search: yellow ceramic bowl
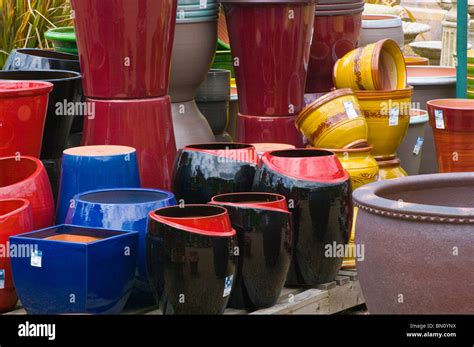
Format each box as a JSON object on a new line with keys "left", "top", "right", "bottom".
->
{"left": 376, "top": 156, "right": 408, "bottom": 180}
{"left": 404, "top": 56, "right": 429, "bottom": 66}
{"left": 334, "top": 39, "right": 407, "bottom": 91}
{"left": 296, "top": 89, "right": 368, "bottom": 148}
{"left": 355, "top": 86, "right": 413, "bottom": 159}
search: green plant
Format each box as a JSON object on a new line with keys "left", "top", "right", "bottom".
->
{"left": 0, "top": 0, "right": 72, "bottom": 67}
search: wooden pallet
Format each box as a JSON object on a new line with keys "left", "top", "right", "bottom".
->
{"left": 5, "top": 269, "right": 364, "bottom": 315}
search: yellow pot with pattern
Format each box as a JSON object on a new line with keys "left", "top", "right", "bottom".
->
{"left": 296, "top": 89, "right": 368, "bottom": 149}
{"left": 376, "top": 156, "right": 408, "bottom": 181}
{"left": 333, "top": 39, "right": 406, "bottom": 91}
{"left": 355, "top": 86, "right": 413, "bottom": 159}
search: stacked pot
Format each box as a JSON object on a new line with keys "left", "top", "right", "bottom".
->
{"left": 221, "top": 0, "right": 316, "bottom": 147}
{"left": 169, "top": 0, "right": 220, "bottom": 149}
{"left": 72, "top": 0, "right": 178, "bottom": 189}
{"left": 306, "top": 0, "right": 364, "bottom": 94}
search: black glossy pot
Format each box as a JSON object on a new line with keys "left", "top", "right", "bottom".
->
{"left": 3, "top": 49, "right": 81, "bottom": 72}
{"left": 42, "top": 158, "right": 62, "bottom": 206}
{"left": 172, "top": 143, "right": 258, "bottom": 204}
{"left": 210, "top": 193, "right": 292, "bottom": 310}
{"left": 196, "top": 101, "right": 229, "bottom": 135}
{"left": 147, "top": 205, "right": 237, "bottom": 315}
{"left": 0, "top": 70, "right": 82, "bottom": 159}
{"left": 252, "top": 149, "right": 353, "bottom": 286}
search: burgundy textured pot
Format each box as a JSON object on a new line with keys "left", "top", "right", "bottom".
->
{"left": 82, "top": 96, "right": 177, "bottom": 189}
{"left": 427, "top": 99, "right": 474, "bottom": 173}
{"left": 236, "top": 113, "right": 304, "bottom": 147}
{"left": 71, "top": 0, "right": 177, "bottom": 98}
{"left": 0, "top": 81, "right": 53, "bottom": 158}
{"left": 221, "top": 0, "right": 316, "bottom": 116}
{"left": 0, "top": 156, "right": 54, "bottom": 230}
{"left": 306, "top": 7, "right": 363, "bottom": 93}
{"left": 353, "top": 173, "right": 474, "bottom": 314}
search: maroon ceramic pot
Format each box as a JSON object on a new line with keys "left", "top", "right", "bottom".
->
{"left": 71, "top": 0, "right": 177, "bottom": 98}
{"left": 353, "top": 173, "right": 474, "bottom": 314}
{"left": 82, "top": 97, "right": 177, "bottom": 190}
{"left": 236, "top": 113, "right": 304, "bottom": 147}
{"left": 221, "top": 0, "right": 316, "bottom": 116}
{"left": 0, "top": 156, "right": 54, "bottom": 230}
{"left": 306, "top": 7, "right": 363, "bottom": 93}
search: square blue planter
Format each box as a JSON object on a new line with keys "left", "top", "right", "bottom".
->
{"left": 10, "top": 225, "right": 138, "bottom": 314}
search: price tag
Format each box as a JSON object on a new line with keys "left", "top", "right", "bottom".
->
{"left": 389, "top": 107, "right": 399, "bottom": 126}
{"left": 344, "top": 101, "right": 358, "bottom": 119}
{"left": 0, "top": 269, "right": 4, "bottom": 289}
{"left": 31, "top": 250, "right": 42, "bottom": 268}
{"left": 223, "top": 275, "right": 233, "bottom": 297}
{"left": 200, "top": 0, "right": 207, "bottom": 8}
{"left": 413, "top": 137, "right": 424, "bottom": 155}
{"left": 435, "top": 109, "right": 445, "bottom": 129}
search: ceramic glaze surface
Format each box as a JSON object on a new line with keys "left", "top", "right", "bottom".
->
{"left": 3, "top": 49, "right": 80, "bottom": 73}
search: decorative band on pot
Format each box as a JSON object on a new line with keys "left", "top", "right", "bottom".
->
{"left": 210, "top": 193, "right": 292, "bottom": 309}
{"left": 147, "top": 205, "right": 237, "bottom": 314}
{"left": 296, "top": 88, "right": 368, "bottom": 149}
{"left": 172, "top": 143, "right": 258, "bottom": 204}
{"left": 333, "top": 39, "right": 407, "bottom": 91}
{"left": 253, "top": 149, "right": 353, "bottom": 286}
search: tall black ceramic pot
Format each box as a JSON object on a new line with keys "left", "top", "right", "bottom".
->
{"left": 172, "top": 143, "right": 258, "bottom": 204}
{"left": 253, "top": 149, "right": 353, "bottom": 286}
{"left": 147, "top": 205, "right": 237, "bottom": 315}
{"left": 210, "top": 192, "right": 293, "bottom": 310}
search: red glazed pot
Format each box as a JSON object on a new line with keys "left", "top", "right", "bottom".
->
{"left": 71, "top": 0, "right": 177, "bottom": 98}
{"left": 0, "top": 81, "right": 53, "bottom": 158}
{"left": 306, "top": 7, "right": 363, "bottom": 93}
{"left": 0, "top": 157, "right": 54, "bottom": 229}
{"left": 236, "top": 113, "right": 304, "bottom": 147}
{"left": 0, "top": 199, "right": 33, "bottom": 312}
{"left": 82, "top": 96, "right": 177, "bottom": 189}
{"left": 221, "top": 0, "right": 316, "bottom": 116}
{"left": 427, "top": 99, "right": 474, "bottom": 173}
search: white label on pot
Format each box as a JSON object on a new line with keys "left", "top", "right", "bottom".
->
{"left": 413, "top": 137, "right": 424, "bottom": 155}
{"left": 200, "top": 0, "right": 207, "bottom": 9}
{"left": 31, "top": 250, "right": 42, "bottom": 268}
{"left": 389, "top": 107, "right": 399, "bottom": 126}
{"left": 344, "top": 101, "right": 358, "bottom": 119}
{"left": 0, "top": 269, "right": 4, "bottom": 289}
{"left": 178, "top": 9, "right": 185, "bottom": 19}
{"left": 223, "top": 275, "right": 233, "bottom": 297}
{"left": 435, "top": 109, "right": 445, "bottom": 129}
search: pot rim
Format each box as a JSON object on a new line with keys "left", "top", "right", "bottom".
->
{"left": 219, "top": 0, "right": 317, "bottom": 4}
{"left": 0, "top": 199, "right": 30, "bottom": 223}
{"left": 150, "top": 204, "right": 237, "bottom": 237}
{"left": 0, "top": 80, "right": 53, "bottom": 98}
{"left": 361, "top": 14, "right": 402, "bottom": 29}
{"left": 371, "top": 39, "right": 406, "bottom": 91}
{"left": 353, "top": 172, "right": 474, "bottom": 223}
{"left": 0, "top": 69, "right": 82, "bottom": 82}
{"left": 73, "top": 188, "right": 175, "bottom": 207}
{"left": 354, "top": 85, "right": 413, "bottom": 100}
{"left": 315, "top": 6, "right": 363, "bottom": 15}
{"left": 183, "top": 142, "right": 258, "bottom": 163}
{"left": 407, "top": 66, "right": 456, "bottom": 86}
{"left": 44, "top": 26, "right": 76, "bottom": 42}
{"left": 86, "top": 96, "right": 171, "bottom": 104}
{"left": 209, "top": 192, "right": 290, "bottom": 213}
{"left": 63, "top": 145, "right": 137, "bottom": 158}
{"left": 318, "top": 145, "right": 373, "bottom": 154}
{"left": 12, "top": 48, "right": 79, "bottom": 62}
{"left": 0, "top": 156, "right": 43, "bottom": 190}
{"left": 426, "top": 98, "right": 474, "bottom": 110}
{"left": 409, "top": 109, "right": 429, "bottom": 124}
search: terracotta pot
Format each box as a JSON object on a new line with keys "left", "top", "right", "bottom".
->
{"left": 376, "top": 156, "right": 407, "bottom": 180}
{"left": 397, "top": 109, "right": 429, "bottom": 175}
{"left": 221, "top": 0, "right": 316, "bottom": 116}
{"left": 0, "top": 199, "right": 33, "bottom": 313}
{"left": 353, "top": 173, "right": 474, "bottom": 313}
{"left": 83, "top": 96, "right": 177, "bottom": 189}
{"left": 173, "top": 143, "right": 258, "bottom": 203}
{"left": 3, "top": 49, "right": 80, "bottom": 73}
{"left": 0, "top": 81, "right": 53, "bottom": 158}
{"left": 407, "top": 66, "right": 456, "bottom": 174}
{"left": 359, "top": 15, "right": 404, "bottom": 48}
{"left": 306, "top": 6, "right": 363, "bottom": 93}
{"left": 252, "top": 143, "right": 296, "bottom": 158}
{"left": 0, "top": 156, "right": 54, "bottom": 230}
{"left": 66, "top": 188, "right": 176, "bottom": 307}
{"left": 71, "top": 0, "right": 177, "bottom": 98}
{"left": 56, "top": 146, "right": 141, "bottom": 224}
{"left": 147, "top": 205, "right": 237, "bottom": 314}
{"left": 171, "top": 100, "right": 215, "bottom": 149}
{"left": 296, "top": 88, "right": 368, "bottom": 148}
{"left": 169, "top": 19, "right": 218, "bottom": 102}
{"left": 427, "top": 99, "right": 474, "bottom": 173}
{"left": 210, "top": 193, "right": 292, "bottom": 309}
{"left": 0, "top": 70, "right": 82, "bottom": 159}
{"left": 253, "top": 149, "right": 352, "bottom": 286}
{"left": 334, "top": 39, "right": 407, "bottom": 91}
{"left": 355, "top": 87, "right": 413, "bottom": 159}
{"left": 10, "top": 225, "right": 138, "bottom": 314}
{"left": 404, "top": 56, "right": 429, "bottom": 66}
{"left": 236, "top": 113, "right": 304, "bottom": 147}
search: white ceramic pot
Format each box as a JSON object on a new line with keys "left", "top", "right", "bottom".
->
{"left": 359, "top": 14, "right": 404, "bottom": 48}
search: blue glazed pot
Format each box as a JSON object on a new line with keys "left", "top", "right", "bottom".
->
{"left": 65, "top": 188, "right": 177, "bottom": 307}
{"left": 10, "top": 225, "right": 138, "bottom": 314}
{"left": 56, "top": 146, "right": 141, "bottom": 224}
